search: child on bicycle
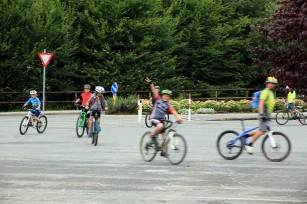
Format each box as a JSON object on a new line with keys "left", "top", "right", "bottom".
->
{"left": 85, "top": 86, "right": 108, "bottom": 137}
{"left": 145, "top": 78, "right": 184, "bottom": 157}
{"left": 285, "top": 86, "right": 300, "bottom": 120}
{"left": 22, "top": 90, "right": 41, "bottom": 126}
{"left": 75, "top": 84, "right": 92, "bottom": 122}
{"left": 245, "top": 77, "right": 278, "bottom": 154}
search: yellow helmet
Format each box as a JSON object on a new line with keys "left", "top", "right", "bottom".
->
{"left": 266, "top": 76, "right": 278, "bottom": 84}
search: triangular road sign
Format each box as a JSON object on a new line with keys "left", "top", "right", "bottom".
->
{"left": 38, "top": 52, "right": 54, "bottom": 68}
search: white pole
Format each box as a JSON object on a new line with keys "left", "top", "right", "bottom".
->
{"left": 42, "top": 49, "right": 46, "bottom": 115}
{"left": 138, "top": 95, "right": 142, "bottom": 123}
{"left": 188, "top": 93, "right": 191, "bottom": 121}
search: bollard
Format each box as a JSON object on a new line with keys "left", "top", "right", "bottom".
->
{"left": 188, "top": 93, "right": 191, "bottom": 121}
{"left": 138, "top": 95, "right": 142, "bottom": 123}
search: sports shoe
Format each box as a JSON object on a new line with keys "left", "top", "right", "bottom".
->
{"left": 245, "top": 145, "right": 253, "bottom": 155}
{"left": 160, "top": 151, "right": 167, "bottom": 157}
{"left": 88, "top": 132, "right": 92, "bottom": 137}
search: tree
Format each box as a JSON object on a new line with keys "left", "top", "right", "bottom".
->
{"left": 254, "top": 0, "right": 307, "bottom": 94}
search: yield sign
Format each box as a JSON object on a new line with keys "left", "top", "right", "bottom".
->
{"left": 38, "top": 52, "right": 54, "bottom": 68}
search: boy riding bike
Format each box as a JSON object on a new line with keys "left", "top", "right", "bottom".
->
{"left": 245, "top": 77, "right": 278, "bottom": 154}
{"left": 74, "top": 84, "right": 92, "bottom": 122}
{"left": 22, "top": 90, "right": 41, "bottom": 126}
{"left": 145, "top": 78, "right": 184, "bottom": 157}
{"left": 85, "top": 86, "right": 108, "bottom": 137}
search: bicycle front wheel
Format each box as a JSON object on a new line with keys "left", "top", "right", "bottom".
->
{"left": 298, "top": 113, "right": 307, "bottom": 125}
{"left": 166, "top": 133, "right": 187, "bottom": 165}
{"left": 93, "top": 133, "right": 98, "bottom": 146}
{"left": 140, "top": 132, "right": 157, "bottom": 162}
{"left": 145, "top": 111, "right": 153, "bottom": 128}
{"left": 76, "top": 116, "right": 85, "bottom": 138}
{"left": 19, "top": 116, "right": 30, "bottom": 135}
{"left": 275, "top": 111, "right": 289, "bottom": 125}
{"left": 37, "top": 115, "right": 47, "bottom": 133}
{"left": 262, "top": 132, "right": 291, "bottom": 162}
{"left": 217, "top": 130, "right": 243, "bottom": 160}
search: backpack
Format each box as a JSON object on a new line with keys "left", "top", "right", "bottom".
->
{"left": 252, "top": 90, "right": 270, "bottom": 110}
{"left": 252, "top": 91, "right": 262, "bottom": 110}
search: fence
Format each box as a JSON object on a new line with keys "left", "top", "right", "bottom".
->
{"left": 0, "top": 88, "right": 286, "bottom": 111}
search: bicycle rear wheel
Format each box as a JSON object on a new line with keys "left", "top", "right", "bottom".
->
{"left": 92, "top": 120, "right": 99, "bottom": 146}
{"left": 217, "top": 130, "right": 243, "bottom": 160}
{"left": 19, "top": 116, "right": 29, "bottom": 135}
{"left": 262, "top": 131, "right": 291, "bottom": 162}
{"left": 76, "top": 116, "right": 85, "bottom": 137}
{"left": 37, "top": 115, "right": 47, "bottom": 133}
{"left": 275, "top": 111, "right": 289, "bottom": 125}
{"left": 166, "top": 133, "right": 187, "bottom": 165}
{"left": 140, "top": 132, "right": 157, "bottom": 162}
{"left": 298, "top": 113, "right": 307, "bottom": 125}
{"left": 145, "top": 111, "right": 153, "bottom": 128}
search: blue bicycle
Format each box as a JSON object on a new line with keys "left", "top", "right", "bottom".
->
{"left": 217, "top": 119, "right": 291, "bottom": 162}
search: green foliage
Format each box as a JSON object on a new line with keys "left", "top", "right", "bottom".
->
{"left": 1, "top": 0, "right": 279, "bottom": 95}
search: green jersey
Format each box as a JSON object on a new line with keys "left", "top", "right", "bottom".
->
{"left": 260, "top": 88, "right": 275, "bottom": 114}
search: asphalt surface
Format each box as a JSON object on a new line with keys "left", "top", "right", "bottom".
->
{"left": 0, "top": 112, "right": 306, "bottom": 203}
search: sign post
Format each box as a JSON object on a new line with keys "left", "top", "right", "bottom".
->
{"left": 111, "top": 83, "right": 118, "bottom": 105}
{"left": 38, "top": 50, "right": 54, "bottom": 114}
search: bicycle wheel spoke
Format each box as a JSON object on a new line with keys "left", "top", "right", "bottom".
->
{"left": 275, "top": 111, "right": 289, "bottom": 125}
{"left": 262, "top": 132, "right": 291, "bottom": 162}
{"left": 217, "top": 130, "right": 243, "bottom": 160}
{"left": 37, "top": 115, "right": 47, "bottom": 133}
{"left": 140, "top": 132, "right": 157, "bottom": 162}
{"left": 166, "top": 134, "right": 187, "bottom": 165}
{"left": 19, "top": 116, "right": 29, "bottom": 135}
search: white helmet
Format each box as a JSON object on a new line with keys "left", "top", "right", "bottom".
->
{"left": 30, "top": 90, "right": 37, "bottom": 94}
{"left": 95, "top": 86, "right": 106, "bottom": 93}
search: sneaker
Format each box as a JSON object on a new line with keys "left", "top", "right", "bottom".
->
{"left": 160, "top": 151, "right": 167, "bottom": 157}
{"left": 245, "top": 145, "right": 253, "bottom": 155}
{"left": 88, "top": 132, "right": 92, "bottom": 137}
{"left": 299, "top": 113, "right": 304, "bottom": 119}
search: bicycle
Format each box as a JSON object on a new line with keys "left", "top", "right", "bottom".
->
{"left": 19, "top": 108, "right": 48, "bottom": 135}
{"left": 91, "top": 110, "right": 103, "bottom": 146}
{"left": 217, "top": 118, "right": 291, "bottom": 162}
{"left": 140, "top": 120, "right": 187, "bottom": 165}
{"left": 275, "top": 103, "right": 306, "bottom": 125}
{"left": 145, "top": 106, "right": 169, "bottom": 128}
{"left": 75, "top": 104, "right": 89, "bottom": 138}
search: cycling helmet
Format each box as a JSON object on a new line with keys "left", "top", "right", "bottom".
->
{"left": 161, "top": 89, "right": 172, "bottom": 97}
{"left": 155, "top": 85, "right": 160, "bottom": 89}
{"left": 265, "top": 76, "right": 278, "bottom": 84}
{"left": 84, "top": 84, "right": 91, "bottom": 89}
{"left": 95, "top": 86, "right": 106, "bottom": 93}
{"left": 30, "top": 90, "right": 37, "bottom": 95}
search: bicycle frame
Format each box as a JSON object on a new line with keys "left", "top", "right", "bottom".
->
{"left": 228, "top": 120, "right": 277, "bottom": 148}
{"left": 78, "top": 111, "right": 87, "bottom": 127}
{"left": 24, "top": 110, "right": 36, "bottom": 127}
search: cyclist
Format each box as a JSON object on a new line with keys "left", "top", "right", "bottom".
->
{"left": 285, "top": 86, "right": 299, "bottom": 120}
{"left": 245, "top": 77, "right": 278, "bottom": 154}
{"left": 74, "top": 84, "right": 92, "bottom": 123}
{"left": 85, "top": 86, "right": 108, "bottom": 137}
{"left": 145, "top": 78, "right": 184, "bottom": 157}
{"left": 22, "top": 90, "right": 41, "bottom": 126}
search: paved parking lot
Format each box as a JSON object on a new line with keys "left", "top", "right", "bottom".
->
{"left": 0, "top": 114, "right": 306, "bottom": 203}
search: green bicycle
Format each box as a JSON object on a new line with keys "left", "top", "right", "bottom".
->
{"left": 75, "top": 104, "right": 89, "bottom": 138}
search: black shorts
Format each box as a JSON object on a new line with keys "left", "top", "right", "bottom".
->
{"left": 80, "top": 107, "right": 90, "bottom": 118}
{"left": 90, "top": 110, "right": 101, "bottom": 118}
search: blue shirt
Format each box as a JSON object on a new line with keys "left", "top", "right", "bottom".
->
{"left": 150, "top": 96, "right": 174, "bottom": 120}
{"left": 27, "top": 97, "right": 41, "bottom": 109}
